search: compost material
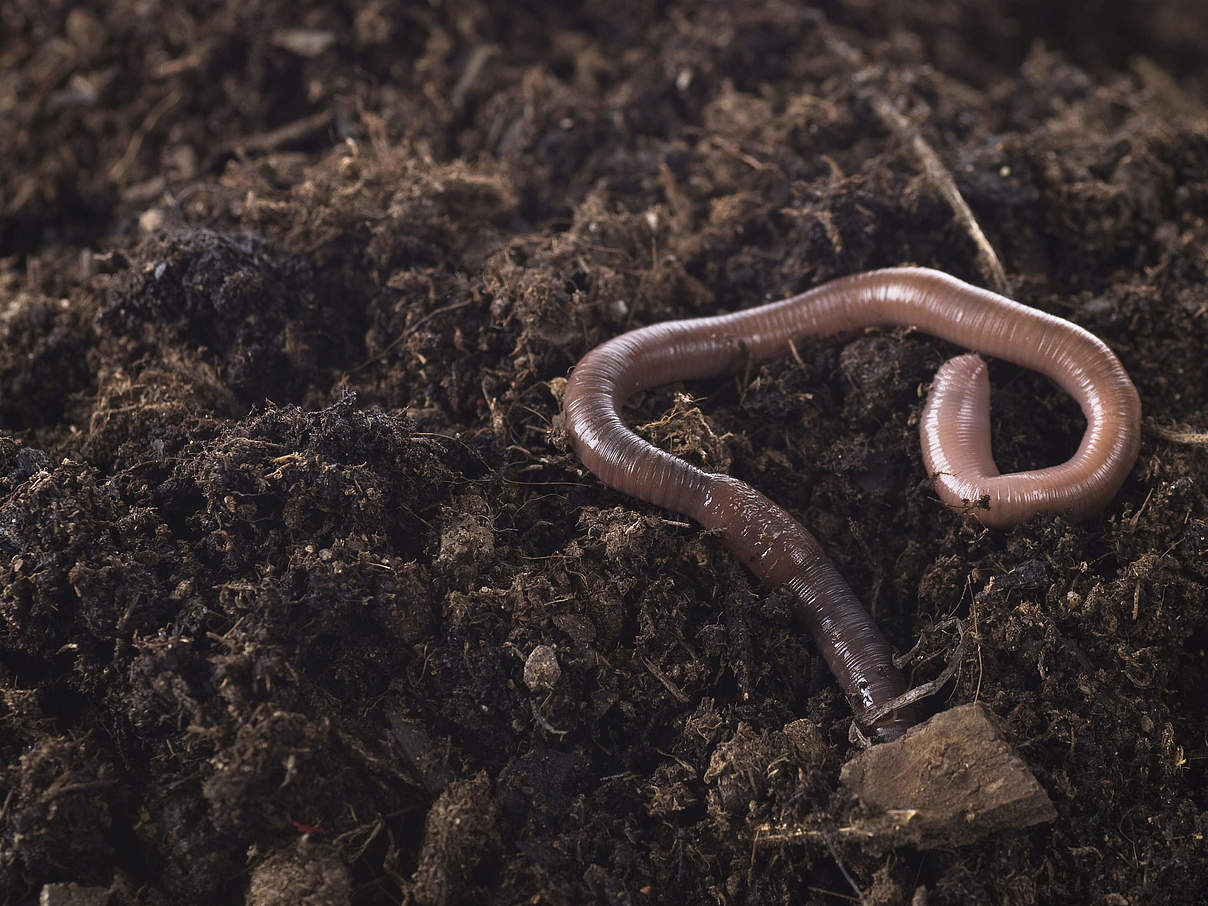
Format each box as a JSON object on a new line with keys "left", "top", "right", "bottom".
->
{"left": 1, "top": 2, "right": 1206, "bottom": 904}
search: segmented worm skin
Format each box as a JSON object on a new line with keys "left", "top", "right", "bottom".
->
{"left": 563, "top": 267, "right": 1141, "bottom": 741}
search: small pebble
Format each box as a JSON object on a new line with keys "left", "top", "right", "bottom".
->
{"left": 523, "top": 645, "right": 561, "bottom": 691}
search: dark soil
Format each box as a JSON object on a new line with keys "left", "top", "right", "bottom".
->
{"left": 2, "top": 2, "right": 1206, "bottom": 904}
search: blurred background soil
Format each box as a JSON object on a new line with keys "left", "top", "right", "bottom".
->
{"left": 1, "top": 1, "right": 1206, "bottom": 903}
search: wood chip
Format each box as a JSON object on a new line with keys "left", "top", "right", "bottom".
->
{"left": 840, "top": 703, "right": 1056, "bottom": 848}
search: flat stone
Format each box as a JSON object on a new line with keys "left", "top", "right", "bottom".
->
{"left": 840, "top": 702, "right": 1056, "bottom": 848}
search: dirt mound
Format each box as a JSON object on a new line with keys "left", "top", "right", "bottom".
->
{"left": 1, "top": 2, "right": 1205, "bottom": 903}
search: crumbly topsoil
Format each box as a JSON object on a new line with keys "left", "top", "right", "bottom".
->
{"left": 1, "top": 2, "right": 1206, "bottom": 904}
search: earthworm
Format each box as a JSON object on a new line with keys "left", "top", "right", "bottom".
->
{"left": 563, "top": 267, "right": 1140, "bottom": 741}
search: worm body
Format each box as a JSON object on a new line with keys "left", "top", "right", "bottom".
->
{"left": 563, "top": 268, "right": 1140, "bottom": 741}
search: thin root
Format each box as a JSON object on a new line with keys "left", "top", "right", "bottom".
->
{"left": 815, "top": 16, "right": 1009, "bottom": 296}
{"left": 851, "top": 617, "right": 969, "bottom": 745}
{"left": 870, "top": 96, "right": 1009, "bottom": 296}
{"left": 1148, "top": 421, "right": 1208, "bottom": 445}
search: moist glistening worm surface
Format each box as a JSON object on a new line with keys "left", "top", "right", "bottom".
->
{"left": 562, "top": 267, "right": 1141, "bottom": 742}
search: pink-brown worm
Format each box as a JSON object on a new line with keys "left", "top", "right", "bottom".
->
{"left": 562, "top": 267, "right": 1140, "bottom": 742}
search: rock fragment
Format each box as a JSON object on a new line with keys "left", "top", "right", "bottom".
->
{"left": 839, "top": 702, "right": 1056, "bottom": 848}
{"left": 523, "top": 644, "right": 561, "bottom": 692}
